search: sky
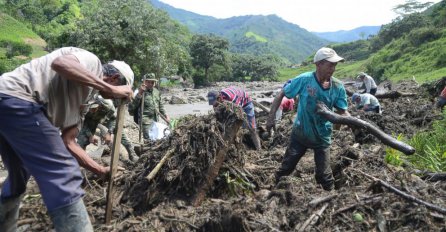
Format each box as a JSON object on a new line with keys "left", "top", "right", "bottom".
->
{"left": 158, "top": 0, "right": 440, "bottom": 32}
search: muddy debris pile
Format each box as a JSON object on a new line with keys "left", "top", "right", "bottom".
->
{"left": 15, "top": 80, "right": 446, "bottom": 231}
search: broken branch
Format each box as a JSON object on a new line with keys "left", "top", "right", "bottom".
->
{"left": 316, "top": 102, "right": 415, "bottom": 155}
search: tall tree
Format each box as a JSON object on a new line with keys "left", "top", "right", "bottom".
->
{"left": 63, "top": 0, "right": 191, "bottom": 85}
{"left": 189, "top": 34, "right": 229, "bottom": 83}
{"left": 393, "top": 0, "right": 433, "bottom": 17}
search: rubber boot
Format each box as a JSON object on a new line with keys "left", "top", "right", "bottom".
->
{"left": 0, "top": 195, "right": 23, "bottom": 232}
{"left": 48, "top": 199, "right": 93, "bottom": 232}
{"left": 125, "top": 143, "right": 139, "bottom": 162}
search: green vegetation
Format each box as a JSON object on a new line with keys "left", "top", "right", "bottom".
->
{"left": 0, "top": 13, "right": 46, "bottom": 73}
{"left": 0, "top": 13, "right": 39, "bottom": 43}
{"left": 385, "top": 111, "right": 446, "bottom": 172}
{"left": 245, "top": 31, "right": 268, "bottom": 43}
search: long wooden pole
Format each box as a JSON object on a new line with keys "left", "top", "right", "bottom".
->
{"left": 139, "top": 92, "right": 145, "bottom": 148}
{"left": 105, "top": 101, "right": 126, "bottom": 224}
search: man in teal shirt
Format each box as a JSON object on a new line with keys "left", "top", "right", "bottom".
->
{"left": 267, "top": 47, "right": 349, "bottom": 191}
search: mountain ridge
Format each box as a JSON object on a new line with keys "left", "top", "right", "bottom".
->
{"left": 150, "top": 0, "right": 328, "bottom": 63}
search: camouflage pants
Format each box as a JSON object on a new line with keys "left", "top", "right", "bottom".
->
{"left": 77, "top": 125, "right": 136, "bottom": 156}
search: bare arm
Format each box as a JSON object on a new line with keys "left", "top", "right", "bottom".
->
{"left": 266, "top": 91, "right": 285, "bottom": 131}
{"left": 51, "top": 55, "right": 132, "bottom": 99}
{"left": 61, "top": 125, "right": 109, "bottom": 177}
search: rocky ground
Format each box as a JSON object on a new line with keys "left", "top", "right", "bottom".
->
{"left": 4, "top": 79, "right": 446, "bottom": 231}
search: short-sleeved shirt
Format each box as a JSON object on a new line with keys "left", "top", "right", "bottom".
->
{"left": 284, "top": 71, "right": 348, "bottom": 148}
{"left": 220, "top": 86, "right": 252, "bottom": 107}
{"left": 0, "top": 47, "right": 102, "bottom": 130}
{"left": 363, "top": 74, "right": 377, "bottom": 93}
{"left": 357, "top": 93, "right": 380, "bottom": 109}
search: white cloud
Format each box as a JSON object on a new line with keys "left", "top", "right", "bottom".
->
{"left": 158, "top": 0, "right": 439, "bottom": 32}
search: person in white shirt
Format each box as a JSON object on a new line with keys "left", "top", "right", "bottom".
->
{"left": 358, "top": 72, "right": 377, "bottom": 95}
{"left": 352, "top": 93, "right": 381, "bottom": 114}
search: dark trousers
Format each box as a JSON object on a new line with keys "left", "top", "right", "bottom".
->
{"left": 275, "top": 127, "right": 334, "bottom": 190}
{"left": 0, "top": 94, "right": 84, "bottom": 210}
{"left": 363, "top": 88, "right": 377, "bottom": 95}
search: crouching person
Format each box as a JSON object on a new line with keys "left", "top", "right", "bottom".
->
{"left": 0, "top": 47, "right": 133, "bottom": 231}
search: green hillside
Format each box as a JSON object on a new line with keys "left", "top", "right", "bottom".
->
{"left": 0, "top": 12, "right": 47, "bottom": 73}
{"left": 150, "top": 0, "right": 328, "bottom": 64}
{"left": 277, "top": 1, "right": 446, "bottom": 84}
{"left": 0, "top": 13, "right": 40, "bottom": 43}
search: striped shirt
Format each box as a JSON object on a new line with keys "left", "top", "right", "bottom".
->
{"left": 441, "top": 86, "right": 446, "bottom": 98}
{"left": 220, "top": 86, "right": 252, "bottom": 107}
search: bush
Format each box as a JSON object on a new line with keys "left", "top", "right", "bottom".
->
{"left": 408, "top": 27, "right": 441, "bottom": 47}
{"left": 0, "top": 57, "right": 29, "bottom": 74}
{"left": 0, "top": 40, "right": 33, "bottom": 58}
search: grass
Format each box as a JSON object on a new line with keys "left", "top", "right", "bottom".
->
{"left": 0, "top": 13, "right": 40, "bottom": 43}
{"left": 385, "top": 111, "right": 446, "bottom": 172}
{"left": 245, "top": 31, "right": 268, "bottom": 43}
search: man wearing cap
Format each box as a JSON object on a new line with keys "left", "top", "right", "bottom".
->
{"left": 77, "top": 96, "right": 139, "bottom": 162}
{"left": 267, "top": 47, "right": 349, "bottom": 191}
{"left": 0, "top": 47, "right": 133, "bottom": 231}
{"left": 357, "top": 72, "right": 377, "bottom": 95}
{"left": 352, "top": 93, "right": 381, "bottom": 114}
{"left": 130, "top": 73, "right": 169, "bottom": 140}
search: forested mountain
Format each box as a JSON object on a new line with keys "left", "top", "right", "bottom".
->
{"left": 313, "top": 26, "right": 381, "bottom": 43}
{"left": 150, "top": 0, "right": 328, "bottom": 63}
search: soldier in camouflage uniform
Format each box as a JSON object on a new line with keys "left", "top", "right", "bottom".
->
{"left": 129, "top": 73, "right": 169, "bottom": 140}
{"left": 77, "top": 96, "right": 139, "bottom": 162}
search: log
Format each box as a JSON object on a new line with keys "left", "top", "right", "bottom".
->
{"left": 316, "top": 102, "right": 416, "bottom": 155}
{"left": 356, "top": 169, "right": 446, "bottom": 214}
{"left": 420, "top": 172, "right": 446, "bottom": 182}
{"left": 253, "top": 100, "right": 270, "bottom": 113}
{"left": 145, "top": 148, "right": 176, "bottom": 181}
{"left": 375, "top": 91, "right": 416, "bottom": 99}
{"left": 308, "top": 194, "right": 338, "bottom": 207}
{"left": 191, "top": 113, "right": 243, "bottom": 206}
{"left": 346, "top": 89, "right": 416, "bottom": 99}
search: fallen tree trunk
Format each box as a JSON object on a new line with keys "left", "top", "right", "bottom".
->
{"left": 420, "top": 172, "right": 446, "bottom": 182}
{"left": 375, "top": 91, "right": 416, "bottom": 99}
{"left": 316, "top": 102, "right": 416, "bottom": 155}
{"left": 191, "top": 107, "right": 243, "bottom": 206}
{"left": 345, "top": 89, "right": 416, "bottom": 99}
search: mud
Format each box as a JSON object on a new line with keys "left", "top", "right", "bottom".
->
{"left": 7, "top": 79, "right": 446, "bottom": 231}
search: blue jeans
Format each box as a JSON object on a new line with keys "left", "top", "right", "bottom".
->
{"left": 0, "top": 94, "right": 84, "bottom": 210}
{"left": 243, "top": 102, "right": 256, "bottom": 129}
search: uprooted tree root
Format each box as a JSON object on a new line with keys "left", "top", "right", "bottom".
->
{"left": 15, "top": 80, "right": 446, "bottom": 231}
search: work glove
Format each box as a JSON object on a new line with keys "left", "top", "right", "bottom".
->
{"left": 436, "top": 96, "right": 446, "bottom": 109}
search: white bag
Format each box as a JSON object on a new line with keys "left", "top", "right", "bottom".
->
{"left": 148, "top": 122, "right": 170, "bottom": 141}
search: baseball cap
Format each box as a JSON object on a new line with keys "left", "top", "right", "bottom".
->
{"left": 143, "top": 73, "right": 157, "bottom": 82}
{"left": 352, "top": 93, "right": 360, "bottom": 102}
{"left": 108, "top": 60, "right": 134, "bottom": 86}
{"left": 207, "top": 90, "right": 220, "bottom": 105}
{"left": 313, "top": 47, "right": 344, "bottom": 63}
{"left": 357, "top": 72, "right": 366, "bottom": 78}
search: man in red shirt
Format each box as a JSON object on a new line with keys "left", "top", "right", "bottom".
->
{"left": 436, "top": 86, "right": 446, "bottom": 109}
